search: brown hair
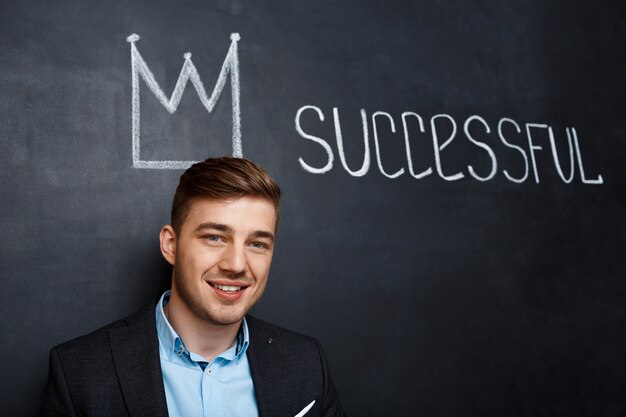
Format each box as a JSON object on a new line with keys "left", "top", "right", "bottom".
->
{"left": 171, "top": 157, "right": 281, "bottom": 232}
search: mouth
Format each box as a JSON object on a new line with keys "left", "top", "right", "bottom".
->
{"left": 207, "top": 281, "right": 250, "bottom": 301}
{"left": 209, "top": 283, "right": 245, "bottom": 292}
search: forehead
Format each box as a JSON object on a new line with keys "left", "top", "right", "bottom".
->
{"left": 181, "top": 196, "right": 277, "bottom": 232}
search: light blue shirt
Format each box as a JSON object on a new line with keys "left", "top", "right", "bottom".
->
{"left": 155, "top": 291, "right": 259, "bottom": 417}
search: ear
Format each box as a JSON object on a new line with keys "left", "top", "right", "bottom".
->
{"left": 159, "top": 225, "right": 177, "bottom": 266}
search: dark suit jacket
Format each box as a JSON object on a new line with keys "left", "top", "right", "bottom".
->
{"left": 41, "top": 305, "right": 345, "bottom": 417}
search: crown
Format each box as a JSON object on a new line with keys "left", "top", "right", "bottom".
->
{"left": 126, "top": 33, "right": 241, "bottom": 169}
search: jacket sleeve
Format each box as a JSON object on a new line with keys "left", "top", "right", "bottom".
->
{"left": 315, "top": 340, "right": 347, "bottom": 417}
{"left": 40, "top": 347, "right": 77, "bottom": 417}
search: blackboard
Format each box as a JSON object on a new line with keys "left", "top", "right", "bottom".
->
{"left": 2, "top": 1, "right": 625, "bottom": 416}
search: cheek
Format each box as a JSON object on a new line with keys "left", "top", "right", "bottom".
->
{"left": 249, "top": 256, "right": 273, "bottom": 280}
{"left": 180, "top": 246, "right": 217, "bottom": 268}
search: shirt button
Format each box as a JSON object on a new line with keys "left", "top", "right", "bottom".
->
{"left": 207, "top": 369, "right": 212, "bottom": 374}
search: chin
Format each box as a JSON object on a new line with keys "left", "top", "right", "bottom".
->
{"left": 203, "top": 309, "right": 247, "bottom": 326}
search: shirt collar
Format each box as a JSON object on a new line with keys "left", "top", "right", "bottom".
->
{"left": 155, "top": 290, "right": 250, "bottom": 364}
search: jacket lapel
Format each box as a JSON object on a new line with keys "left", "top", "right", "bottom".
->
{"left": 246, "top": 317, "right": 276, "bottom": 417}
{"left": 109, "top": 306, "right": 169, "bottom": 417}
{"left": 246, "top": 316, "right": 311, "bottom": 417}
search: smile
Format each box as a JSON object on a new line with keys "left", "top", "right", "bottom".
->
{"left": 208, "top": 283, "right": 245, "bottom": 292}
{"left": 207, "top": 281, "right": 249, "bottom": 302}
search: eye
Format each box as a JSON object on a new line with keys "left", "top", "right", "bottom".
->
{"left": 249, "top": 241, "right": 268, "bottom": 250}
{"left": 205, "top": 235, "right": 223, "bottom": 243}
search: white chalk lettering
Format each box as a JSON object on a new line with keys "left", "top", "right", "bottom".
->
{"left": 464, "top": 115, "right": 497, "bottom": 182}
{"left": 431, "top": 114, "right": 464, "bottom": 181}
{"left": 401, "top": 112, "right": 432, "bottom": 179}
{"left": 333, "top": 108, "right": 370, "bottom": 177}
{"left": 294, "top": 106, "right": 603, "bottom": 185}
{"left": 295, "top": 106, "right": 334, "bottom": 174}
{"left": 524, "top": 123, "right": 548, "bottom": 183}
{"left": 548, "top": 127, "right": 575, "bottom": 183}
{"left": 571, "top": 127, "right": 604, "bottom": 184}
{"left": 498, "top": 118, "right": 528, "bottom": 183}
{"left": 372, "top": 111, "right": 404, "bottom": 179}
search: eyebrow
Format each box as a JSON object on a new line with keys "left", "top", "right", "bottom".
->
{"left": 194, "top": 222, "right": 233, "bottom": 233}
{"left": 194, "top": 222, "right": 275, "bottom": 241}
{"left": 250, "top": 230, "right": 275, "bottom": 242}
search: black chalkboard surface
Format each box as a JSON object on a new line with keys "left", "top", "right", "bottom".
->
{"left": 1, "top": 1, "right": 625, "bottom": 416}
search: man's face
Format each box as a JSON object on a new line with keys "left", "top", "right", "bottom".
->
{"left": 161, "top": 196, "right": 277, "bottom": 326}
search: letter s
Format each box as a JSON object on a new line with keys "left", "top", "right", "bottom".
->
{"left": 295, "top": 105, "right": 334, "bottom": 174}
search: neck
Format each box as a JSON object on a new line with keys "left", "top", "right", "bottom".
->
{"left": 164, "top": 292, "right": 241, "bottom": 362}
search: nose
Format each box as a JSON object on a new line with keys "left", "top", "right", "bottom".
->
{"left": 218, "top": 243, "right": 247, "bottom": 275}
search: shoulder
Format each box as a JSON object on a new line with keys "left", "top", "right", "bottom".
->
{"left": 43, "top": 305, "right": 160, "bottom": 414}
{"left": 51, "top": 305, "right": 155, "bottom": 360}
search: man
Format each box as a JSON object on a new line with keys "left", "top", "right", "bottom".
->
{"left": 42, "top": 157, "right": 345, "bottom": 417}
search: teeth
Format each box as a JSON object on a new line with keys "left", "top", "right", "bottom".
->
{"left": 212, "top": 284, "right": 241, "bottom": 292}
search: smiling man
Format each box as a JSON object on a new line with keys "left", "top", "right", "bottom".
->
{"left": 42, "top": 157, "right": 345, "bottom": 417}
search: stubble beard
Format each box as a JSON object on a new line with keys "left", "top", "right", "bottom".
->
{"left": 173, "top": 269, "right": 259, "bottom": 326}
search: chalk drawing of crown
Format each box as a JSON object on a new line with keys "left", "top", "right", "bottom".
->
{"left": 126, "top": 33, "right": 241, "bottom": 169}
